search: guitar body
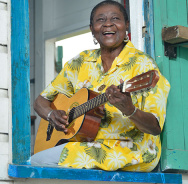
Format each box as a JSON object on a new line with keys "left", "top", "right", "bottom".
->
{"left": 34, "top": 88, "right": 104, "bottom": 154}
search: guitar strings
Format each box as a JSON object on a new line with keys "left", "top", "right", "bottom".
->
{"left": 67, "top": 83, "right": 124, "bottom": 121}
{"left": 68, "top": 93, "right": 108, "bottom": 121}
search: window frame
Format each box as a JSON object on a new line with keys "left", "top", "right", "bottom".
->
{"left": 8, "top": 0, "right": 182, "bottom": 183}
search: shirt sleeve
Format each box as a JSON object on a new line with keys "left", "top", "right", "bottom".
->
{"left": 135, "top": 55, "right": 170, "bottom": 131}
{"left": 40, "top": 62, "right": 77, "bottom": 101}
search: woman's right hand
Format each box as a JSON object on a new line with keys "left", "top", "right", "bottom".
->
{"left": 47, "top": 110, "right": 69, "bottom": 133}
{"left": 34, "top": 95, "right": 69, "bottom": 133}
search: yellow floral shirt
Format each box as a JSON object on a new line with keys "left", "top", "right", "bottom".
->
{"left": 41, "top": 41, "right": 170, "bottom": 172}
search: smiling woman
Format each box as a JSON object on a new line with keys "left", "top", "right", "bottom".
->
{"left": 90, "top": 1, "right": 129, "bottom": 54}
{"left": 32, "top": 0, "right": 170, "bottom": 172}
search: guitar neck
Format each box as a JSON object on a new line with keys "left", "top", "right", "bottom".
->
{"left": 70, "top": 83, "right": 124, "bottom": 120}
{"left": 71, "top": 92, "right": 108, "bottom": 120}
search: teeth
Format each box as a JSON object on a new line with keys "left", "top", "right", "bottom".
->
{"left": 103, "top": 31, "right": 115, "bottom": 34}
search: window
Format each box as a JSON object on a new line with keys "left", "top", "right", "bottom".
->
{"left": 8, "top": 1, "right": 182, "bottom": 183}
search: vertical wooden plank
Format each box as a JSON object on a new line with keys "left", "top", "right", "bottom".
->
{"left": 153, "top": 0, "right": 168, "bottom": 72}
{"left": 161, "top": 37, "right": 174, "bottom": 148}
{"left": 11, "top": 0, "right": 31, "bottom": 164}
{"left": 166, "top": 0, "right": 178, "bottom": 26}
{"left": 153, "top": 0, "right": 171, "bottom": 152}
{"left": 179, "top": 47, "right": 188, "bottom": 150}
{"left": 167, "top": 0, "right": 185, "bottom": 150}
{"left": 166, "top": 54, "right": 185, "bottom": 150}
{"left": 178, "top": 0, "right": 188, "bottom": 151}
{"left": 166, "top": 59, "right": 184, "bottom": 150}
{"left": 177, "top": 0, "right": 188, "bottom": 27}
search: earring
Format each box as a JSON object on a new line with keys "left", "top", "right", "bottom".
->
{"left": 124, "top": 31, "right": 129, "bottom": 42}
{"left": 93, "top": 35, "right": 98, "bottom": 45}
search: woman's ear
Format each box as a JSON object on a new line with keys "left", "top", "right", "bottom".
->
{"left": 90, "top": 24, "right": 93, "bottom": 34}
{"left": 126, "top": 21, "right": 130, "bottom": 31}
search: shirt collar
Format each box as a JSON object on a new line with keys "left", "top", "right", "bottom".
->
{"left": 115, "top": 41, "right": 137, "bottom": 66}
{"left": 85, "top": 41, "right": 136, "bottom": 66}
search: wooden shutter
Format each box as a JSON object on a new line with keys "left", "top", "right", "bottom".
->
{"left": 153, "top": 0, "right": 188, "bottom": 171}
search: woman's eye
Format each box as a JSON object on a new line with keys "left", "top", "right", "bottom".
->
{"left": 113, "top": 17, "right": 119, "bottom": 20}
{"left": 97, "top": 18, "right": 105, "bottom": 22}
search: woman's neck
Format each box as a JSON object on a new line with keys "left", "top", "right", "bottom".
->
{"left": 100, "top": 44, "right": 125, "bottom": 73}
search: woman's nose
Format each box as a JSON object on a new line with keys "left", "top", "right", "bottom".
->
{"left": 103, "top": 19, "right": 113, "bottom": 27}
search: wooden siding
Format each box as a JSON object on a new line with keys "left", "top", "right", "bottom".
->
{"left": 153, "top": 0, "right": 188, "bottom": 171}
{"left": 0, "top": 0, "right": 10, "bottom": 181}
{"left": 0, "top": 2, "right": 7, "bottom": 45}
{"left": 0, "top": 97, "right": 8, "bottom": 133}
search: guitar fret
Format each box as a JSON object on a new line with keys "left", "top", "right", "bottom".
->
{"left": 80, "top": 105, "right": 85, "bottom": 115}
{"left": 73, "top": 108, "right": 79, "bottom": 119}
{"left": 89, "top": 100, "right": 94, "bottom": 110}
{"left": 86, "top": 102, "right": 90, "bottom": 112}
{"left": 87, "top": 101, "right": 92, "bottom": 111}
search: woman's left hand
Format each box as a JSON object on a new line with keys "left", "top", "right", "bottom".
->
{"left": 105, "top": 80, "right": 161, "bottom": 135}
{"left": 105, "top": 80, "right": 135, "bottom": 116}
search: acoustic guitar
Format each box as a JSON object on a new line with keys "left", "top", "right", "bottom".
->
{"left": 34, "top": 70, "right": 159, "bottom": 154}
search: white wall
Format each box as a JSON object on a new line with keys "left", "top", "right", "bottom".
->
{"left": 129, "top": 0, "right": 145, "bottom": 52}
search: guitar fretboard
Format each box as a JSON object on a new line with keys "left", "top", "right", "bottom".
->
{"left": 68, "top": 83, "right": 123, "bottom": 123}
{"left": 68, "top": 93, "right": 107, "bottom": 122}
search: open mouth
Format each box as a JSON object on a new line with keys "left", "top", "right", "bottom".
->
{"left": 103, "top": 31, "right": 116, "bottom": 36}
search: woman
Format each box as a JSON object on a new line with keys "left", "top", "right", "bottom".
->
{"left": 32, "top": 0, "right": 170, "bottom": 172}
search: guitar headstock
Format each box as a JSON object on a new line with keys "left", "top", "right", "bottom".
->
{"left": 120, "top": 70, "right": 159, "bottom": 94}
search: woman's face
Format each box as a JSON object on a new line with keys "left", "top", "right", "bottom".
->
{"left": 90, "top": 4, "right": 128, "bottom": 49}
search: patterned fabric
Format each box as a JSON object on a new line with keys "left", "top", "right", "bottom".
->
{"left": 41, "top": 41, "right": 170, "bottom": 171}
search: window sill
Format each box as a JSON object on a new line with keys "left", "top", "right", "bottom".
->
{"left": 8, "top": 164, "right": 182, "bottom": 183}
